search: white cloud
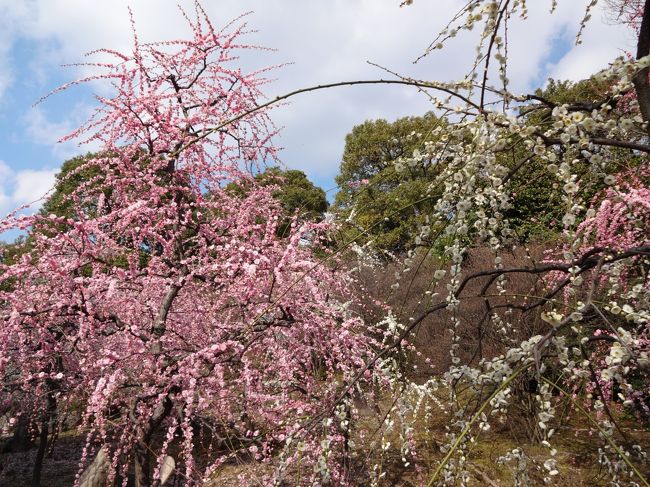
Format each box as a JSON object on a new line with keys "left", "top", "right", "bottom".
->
{"left": 0, "top": 0, "right": 636, "bottom": 183}
{"left": 0, "top": 4, "right": 23, "bottom": 100}
{"left": 12, "top": 169, "right": 57, "bottom": 207}
{"left": 0, "top": 57, "right": 12, "bottom": 101}
{"left": 24, "top": 104, "right": 101, "bottom": 160}
{"left": 0, "top": 1, "right": 634, "bottom": 92}
{"left": 550, "top": 5, "right": 635, "bottom": 81}
{"left": 25, "top": 107, "right": 76, "bottom": 157}
{"left": 0, "top": 159, "right": 57, "bottom": 217}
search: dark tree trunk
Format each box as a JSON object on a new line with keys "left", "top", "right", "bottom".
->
{"left": 31, "top": 418, "right": 49, "bottom": 487}
{"left": 31, "top": 392, "right": 56, "bottom": 487}
{"left": 633, "top": 0, "right": 650, "bottom": 134}
{"left": 133, "top": 395, "right": 175, "bottom": 487}
{"left": 1, "top": 415, "right": 33, "bottom": 453}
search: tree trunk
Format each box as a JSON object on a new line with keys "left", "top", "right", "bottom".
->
{"left": 31, "top": 392, "right": 56, "bottom": 487}
{"left": 31, "top": 419, "right": 48, "bottom": 487}
{"left": 633, "top": 0, "right": 650, "bottom": 134}
{"left": 78, "top": 446, "right": 110, "bottom": 487}
{"left": 133, "top": 395, "right": 175, "bottom": 487}
{"left": 1, "top": 415, "right": 33, "bottom": 453}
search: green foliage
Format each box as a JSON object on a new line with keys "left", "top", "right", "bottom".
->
{"left": 332, "top": 113, "right": 445, "bottom": 253}
{"left": 0, "top": 237, "right": 32, "bottom": 292}
{"left": 331, "top": 76, "right": 635, "bottom": 250}
{"left": 534, "top": 76, "right": 612, "bottom": 106}
{"left": 503, "top": 75, "right": 628, "bottom": 241}
{"left": 0, "top": 236, "right": 30, "bottom": 265}
{"left": 0, "top": 155, "right": 98, "bottom": 287}
{"left": 35, "top": 153, "right": 150, "bottom": 271}
{"left": 256, "top": 167, "right": 328, "bottom": 222}
{"left": 227, "top": 166, "right": 328, "bottom": 236}
{"left": 40, "top": 153, "right": 106, "bottom": 221}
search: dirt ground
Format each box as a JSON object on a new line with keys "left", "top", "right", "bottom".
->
{"left": 0, "top": 433, "right": 83, "bottom": 487}
{"left": 2, "top": 409, "right": 647, "bottom": 486}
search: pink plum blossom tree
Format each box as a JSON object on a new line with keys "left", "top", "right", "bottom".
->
{"left": 0, "top": 4, "right": 379, "bottom": 485}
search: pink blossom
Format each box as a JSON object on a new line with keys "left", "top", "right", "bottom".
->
{"left": 0, "top": 5, "right": 377, "bottom": 484}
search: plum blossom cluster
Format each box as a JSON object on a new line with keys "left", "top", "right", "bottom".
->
{"left": 339, "top": 0, "right": 650, "bottom": 484}
{"left": 0, "top": 5, "right": 382, "bottom": 485}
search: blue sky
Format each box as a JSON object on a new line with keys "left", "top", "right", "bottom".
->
{"left": 0, "top": 0, "right": 634, "bottom": 238}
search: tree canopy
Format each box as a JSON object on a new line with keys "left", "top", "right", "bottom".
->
{"left": 0, "top": 9, "right": 377, "bottom": 485}
{"left": 228, "top": 166, "right": 328, "bottom": 237}
{"left": 333, "top": 113, "right": 446, "bottom": 253}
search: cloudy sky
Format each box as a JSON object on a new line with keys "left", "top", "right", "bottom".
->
{"left": 0, "top": 0, "right": 635, "bottom": 226}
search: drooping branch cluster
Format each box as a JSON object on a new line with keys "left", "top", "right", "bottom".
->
{"left": 327, "top": 1, "right": 650, "bottom": 485}
{"left": 0, "top": 4, "right": 384, "bottom": 486}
